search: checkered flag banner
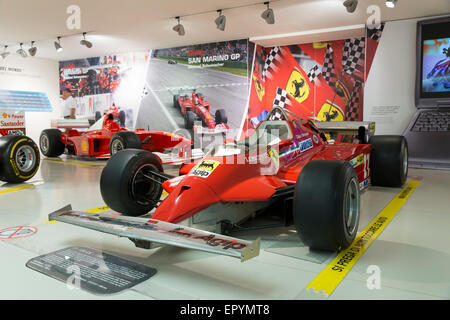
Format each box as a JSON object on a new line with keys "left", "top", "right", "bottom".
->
{"left": 367, "top": 23, "right": 385, "bottom": 42}
{"left": 307, "top": 65, "right": 321, "bottom": 83}
{"left": 268, "top": 110, "right": 284, "bottom": 121}
{"left": 262, "top": 46, "right": 281, "bottom": 81}
{"left": 346, "top": 81, "right": 362, "bottom": 121}
{"left": 342, "top": 37, "right": 365, "bottom": 75}
{"left": 272, "top": 87, "right": 291, "bottom": 109}
{"left": 322, "top": 45, "right": 338, "bottom": 87}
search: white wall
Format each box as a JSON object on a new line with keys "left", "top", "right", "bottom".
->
{"left": 0, "top": 54, "right": 60, "bottom": 143}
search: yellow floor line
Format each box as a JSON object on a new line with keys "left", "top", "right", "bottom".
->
{"left": 43, "top": 158, "right": 105, "bottom": 168}
{"left": 305, "top": 180, "right": 421, "bottom": 297}
{"left": 0, "top": 184, "right": 34, "bottom": 194}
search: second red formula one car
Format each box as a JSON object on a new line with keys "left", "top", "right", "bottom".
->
{"left": 173, "top": 89, "right": 229, "bottom": 135}
{"left": 39, "top": 106, "right": 201, "bottom": 164}
{"left": 50, "top": 107, "right": 408, "bottom": 261}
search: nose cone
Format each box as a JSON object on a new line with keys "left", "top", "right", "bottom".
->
{"left": 152, "top": 177, "right": 220, "bottom": 224}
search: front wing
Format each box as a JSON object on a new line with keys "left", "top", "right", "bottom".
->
{"left": 49, "top": 205, "right": 260, "bottom": 262}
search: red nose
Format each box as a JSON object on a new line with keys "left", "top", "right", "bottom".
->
{"left": 152, "top": 177, "right": 220, "bottom": 224}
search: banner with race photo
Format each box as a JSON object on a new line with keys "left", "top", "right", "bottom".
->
{"left": 243, "top": 25, "right": 385, "bottom": 138}
{"left": 59, "top": 52, "right": 150, "bottom": 129}
{"left": 136, "top": 39, "right": 254, "bottom": 150}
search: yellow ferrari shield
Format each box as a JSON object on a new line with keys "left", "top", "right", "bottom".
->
{"left": 317, "top": 102, "right": 344, "bottom": 122}
{"left": 286, "top": 69, "right": 309, "bottom": 104}
{"left": 253, "top": 74, "right": 265, "bottom": 102}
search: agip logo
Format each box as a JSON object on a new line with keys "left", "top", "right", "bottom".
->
{"left": 190, "top": 160, "right": 220, "bottom": 178}
{"left": 286, "top": 69, "right": 309, "bottom": 104}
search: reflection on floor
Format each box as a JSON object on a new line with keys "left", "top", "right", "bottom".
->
{"left": 0, "top": 156, "right": 449, "bottom": 300}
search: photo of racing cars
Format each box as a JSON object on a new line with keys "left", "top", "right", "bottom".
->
{"left": 135, "top": 39, "right": 253, "bottom": 150}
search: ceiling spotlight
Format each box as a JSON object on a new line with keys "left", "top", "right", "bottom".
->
{"left": 1, "top": 46, "right": 10, "bottom": 59}
{"left": 343, "top": 0, "right": 358, "bottom": 13}
{"left": 215, "top": 10, "right": 226, "bottom": 31}
{"left": 28, "top": 41, "right": 37, "bottom": 56}
{"left": 80, "top": 32, "right": 93, "bottom": 48}
{"left": 16, "top": 43, "right": 28, "bottom": 58}
{"left": 54, "top": 37, "right": 63, "bottom": 52}
{"left": 261, "top": 2, "right": 275, "bottom": 25}
{"left": 385, "top": 0, "right": 398, "bottom": 8}
{"left": 172, "top": 17, "right": 185, "bottom": 36}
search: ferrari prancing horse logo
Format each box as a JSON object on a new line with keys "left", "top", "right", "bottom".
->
{"left": 286, "top": 69, "right": 310, "bottom": 104}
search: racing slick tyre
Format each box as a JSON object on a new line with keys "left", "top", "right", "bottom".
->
{"left": 369, "top": 135, "right": 408, "bottom": 188}
{"left": 215, "top": 109, "right": 228, "bottom": 125}
{"left": 293, "top": 160, "right": 360, "bottom": 252}
{"left": 39, "top": 129, "right": 65, "bottom": 157}
{"left": 0, "top": 135, "right": 40, "bottom": 183}
{"left": 100, "top": 149, "right": 164, "bottom": 216}
{"left": 173, "top": 95, "right": 180, "bottom": 109}
{"left": 185, "top": 111, "right": 195, "bottom": 130}
{"left": 95, "top": 111, "right": 102, "bottom": 122}
{"left": 109, "top": 131, "right": 142, "bottom": 156}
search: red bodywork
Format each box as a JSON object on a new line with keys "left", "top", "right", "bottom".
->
{"left": 151, "top": 115, "right": 371, "bottom": 225}
{"left": 177, "top": 90, "right": 229, "bottom": 132}
{"left": 60, "top": 107, "right": 192, "bottom": 157}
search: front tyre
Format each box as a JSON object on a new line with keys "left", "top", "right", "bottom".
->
{"left": 100, "top": 149, "right": 164, "bottom": 216}
{"left": 0, "top": 135, "right": 40, "bottom": 183}
{"left": 109, "top": 131, "right": 142, "bottom": 156}
{"left": 294, "top": 160, "right": 360, "bottom": 251}
{"left": 369, "top": 135, "right": 408, "bottom": 188}
{"left": 39, "top": 129, "right": 65, "bottom": 157}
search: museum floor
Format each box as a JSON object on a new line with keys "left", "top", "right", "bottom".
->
{"left": 0, "top": 157, "right": 449, "bottom": 300}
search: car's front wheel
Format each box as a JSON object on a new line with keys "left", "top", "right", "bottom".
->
{"left": 100, "top": 149, "right": 164, "bottom": 216}
{"left": 109, "top": 131, "right": 142, "bottom": 156}
{"left": 293, "top": 160, "right": 360, "bottom": 251}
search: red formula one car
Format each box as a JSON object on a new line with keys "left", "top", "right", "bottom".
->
{"left": 39, "top": 107, "right": 201, "bottom": 164}
{"left": 50, "top": 107, "right": 408, "bottom": 261}
{"left": 173, "top": 89, "right": 229, "bottom": 135}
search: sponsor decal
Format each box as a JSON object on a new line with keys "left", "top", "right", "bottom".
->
{"left": 350, "top": 153, "right": 364, "bottom": 168}
{"left": 269, "top": 149, "right": 279, "bottom": 167}
{"left": 286, "top": 69, "right": 310, "bottom": 104}
{"left": 299, "top": 138, "right": 313, "bottom": 152}
{"left": 190, "top": 160, "right": 220, "bottom": 178}
{"left": 7, "top": 129, "right": 24, "bottom": 135}
{"left": 81, "top": 140, "right": 89, "bottom": 152}
{"left": 313, "top": 135, "right": 319, "bottom": 144}
{"left": 359, "top": 179, "right": 369, "bottom": 190}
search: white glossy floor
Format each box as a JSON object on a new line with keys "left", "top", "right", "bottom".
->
{"left": 0, "top": 157, "right": 449, "bottom": 300}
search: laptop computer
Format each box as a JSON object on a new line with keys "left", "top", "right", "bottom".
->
{"left": 402, "top": 16, "right": 450, "bottom": 170}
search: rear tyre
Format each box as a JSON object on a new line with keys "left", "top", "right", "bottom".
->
{"left": 173, "top": 95, "right": 180, "bottom": 108}
{"left": 185, "top": 111, "right": 195, "bottom": 130}
{"left": 215, "top": 109, "right": 228, "bottom": 125}
{"left": 109, "top": 131, "right": 142, "bottom": 156}
{"left": 0, "top": 135, "right": 40, "bottom": 183}
{"left": 293, "top": 160, "right": 360, "bottom": 251}
{"left": 369, "top": 135, "right": 408, "bottom": 188}
{"left": 39, "top": 129, "right": 65, "bottom": 157}
{"left": 100, "top": 149, "right": 164, "bottom": 216}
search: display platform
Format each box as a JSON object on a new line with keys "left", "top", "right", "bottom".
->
{"left": 0, "top": 159, "right": 449, "bottom": 300}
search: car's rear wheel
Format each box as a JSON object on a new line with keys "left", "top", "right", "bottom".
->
{"left": 185, "top": 111, "right": 195, "bottom": 130}
{"left": 215, "top": 109, "right": 228, "bottom": 125}
{"left": 39, "top": 129, "right": 65, "bottom": 157}
{"left": 0, "top": 135, "right": 40, "bottom": 183}
{"left": 293, "top": 160, "right": 360, "bottom": 251}
{"left": 100, "top": 149, "right": 164, "bottom": 216}
{"left": 173, "top": 95, "right": 180, "bottom": 108}
{"left": 109, "top": 131, "right": 142, "bottom": 156}
{"left": 369, "top": 135, "right": 408, "bottom": 188}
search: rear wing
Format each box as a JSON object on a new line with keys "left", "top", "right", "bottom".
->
{"left": 49, "top": 205, "right": 260, "bottom": 262}
{"left": 314, "top": 121, "right": 376, "bottom": 143}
